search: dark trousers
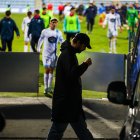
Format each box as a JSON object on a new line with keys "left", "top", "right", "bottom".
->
{"left": 47, "top": 115, "right": 94, "bottom": 140}
{"left": 87, "top": 18, "right": 95, "bottom": 33}
{"left": 30, "top": 37, "right": 39, "bottom": 52}
{"left": 1, "top": 39, "right": 13, "bottom": 52}
{"left": 66, "top": 33, "right": 77, "bottom": 42}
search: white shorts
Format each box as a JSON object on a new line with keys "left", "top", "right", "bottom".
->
{"left": 107, "top": 29, "right": 118, "bottom": 39}
{"left": 43, "top": 56, "right": 57, "bottom": 68}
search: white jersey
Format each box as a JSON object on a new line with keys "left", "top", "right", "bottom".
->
{"left": 103, "top": 13, "right": 121, "bottom": 31}
{"left": 21, "top": 16, "right": 32, "bottom": 41}
{"left": 37, "top": 28, "right": 64, "bottom": 62}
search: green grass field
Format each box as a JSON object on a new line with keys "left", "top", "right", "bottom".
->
{"left": 0, "top": 13, "right": 128, "bottom": 98}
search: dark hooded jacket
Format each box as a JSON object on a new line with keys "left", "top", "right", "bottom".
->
{"left": 52, "top": 41, "right": 89, "bottom": 122}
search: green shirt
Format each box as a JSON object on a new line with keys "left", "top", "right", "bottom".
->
{"left": 127, "top": 8, "right": 138, "bottom": 26}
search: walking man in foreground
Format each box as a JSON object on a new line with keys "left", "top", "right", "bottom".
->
{"left": 47, "top": 33, "right": 94, "bottom": 140}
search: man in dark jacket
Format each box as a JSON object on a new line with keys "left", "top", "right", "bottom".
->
{"left": 28, "top": 9, "right": 45, "bottom": 52}
{"left": 84, "top": 2, "right": 97, "bottom": 34}
{"left": 47, "top": 33, "right": 94, "bottom": 140}
{"left": 0, "top": 10, "right": 20, "bottom": 52}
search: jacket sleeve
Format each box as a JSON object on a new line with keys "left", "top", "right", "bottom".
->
{"left": 76, "top": 16, "right": 80, "bottom": 32}
{"left": 27, "top": 20, "right": 32, "bottom": 37}
{"left": 13, "top": 20, "right": 20, "bottom": 36}
{"left": 37, "top": 30, "right": 45, "bottom": 52}
{"left": 21, "top": 18, "right": 25, "bottom": 32}
{"left": 63, "top": 17, "right": 67, "bottom": 32}
{"left": 60, "top": 52, "right": 89, "bottom": 80}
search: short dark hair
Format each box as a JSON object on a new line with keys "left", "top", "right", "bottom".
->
{"left": 27, "top": 11, "right": 32, "bottom": 16}
{"left": 34, "top": 9, "right": 40, "bottom": 14}
{"left": 5, "top": 10, "right": 11, "bottom": 16}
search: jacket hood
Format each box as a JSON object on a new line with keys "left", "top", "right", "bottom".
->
{"left": 60, "top": 40, "right": 71, "bottom": 52}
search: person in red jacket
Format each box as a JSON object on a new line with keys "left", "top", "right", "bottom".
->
{"left": 58, "top": 3, "right": 64, "bottom": 21}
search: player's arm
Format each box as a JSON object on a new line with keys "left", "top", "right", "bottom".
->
{"left": 21, "top": 18, "right": 25, "bottom": 33}
{"left": 102, "top": 14, "right": 108, "bottom": 28}
{"left": 117, "top": 14, "right": 123, "bottom": 32}
{"left": 37, "top": 30, "right": 45, "bottom": 52}
{"left": 58, "top": 31, "right": 64, "bottom": 44}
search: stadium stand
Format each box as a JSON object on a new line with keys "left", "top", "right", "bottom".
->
{"left": 0, "top": 0, "right": 138, "bottom": 13}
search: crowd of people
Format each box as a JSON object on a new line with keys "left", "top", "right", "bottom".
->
{"left": 0, "top": 1, "right": 139, "bottom": 95}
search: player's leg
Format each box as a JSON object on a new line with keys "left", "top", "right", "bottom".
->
{"left": 1, "top": 40, "right": 7, "bottom": 51}
{"left": 24, "top": 42, "right": 28, "bottom": 52}
{"left": 107, "top": 30, "right": 113, "bottom": 53}
{"left": 47, "top": 122, "right": 68, "bottom": 140}
{"left": 47, "top": 57, "right": 58, "bottom": 94}
{"left": 7, "top": 40, "right": 12, "bottom": 52}
{"left": 112, "top": 31, "right": 118, "bottom": 53}
{"left": 48, "top": 68, "right": 54, "bottom": 93}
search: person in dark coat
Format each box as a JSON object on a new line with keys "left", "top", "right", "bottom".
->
{"left": 28, "top": 9, "right": 45, "bottom": 52}
{"left": 84, "top": 2, "right": 97, "bottom": 34}
{"left": 47, "top": 33, "right": 94, "bottom": 140}
{"left": 0, "top": 10, "right": 20, "bottom": 52}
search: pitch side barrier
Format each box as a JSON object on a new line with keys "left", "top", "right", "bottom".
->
{"left": 80, "top": 52, "right": 125, "bottom": 92}
{"left": 0, "top": 52, "right": 39, "bottom": 93}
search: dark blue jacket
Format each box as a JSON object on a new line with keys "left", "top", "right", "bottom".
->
{"left": 28, "top": 16, "right": 45, "bottom": 39}
{"left": 84, "top": 5, "right": 97, "bottom": 20}
{"left": 0, "top": 17, "right": 20, "bottom": 41}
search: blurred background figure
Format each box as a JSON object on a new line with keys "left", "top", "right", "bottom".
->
{"left": 40, "top": 7, "right": 51, "bottom": 28}
{"left": 26, "top": 4, "right": 31, "bottom": 12}
{"left": 76, "top": 2, "right": 85, "bottom": 22}
{"left": 103, "top": 8, "right": 122, "bottom": 53}
{"left": 0, "top": 10, "right": 20, "bottom": 52}
{"left": 63, "top": 2, "right": 72, "bottom": 16}
{"left": 22, "top": 11, "right": 32, "bottom": 52}
{"left": 98, "top": 3, "right": 106, "bottom": 25}
{"left": 84, "top": 2, "right": 97, "bottom": 34}
{"left": 58, "top": 2, "right": 64, "bottom": 22}
{"left": 47, "top": 2, "right": 54, "bottom": 18}
{"left": 63, "top": 7, "right": 80, "bottom": 42}
{"left": 28, "top": 9, "right": 45, "bottom": 52}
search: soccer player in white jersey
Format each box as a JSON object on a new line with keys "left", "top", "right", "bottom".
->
{"left": 37, "top": 18, "right": 64, "bottom": 96}
{"left": 103, "top": 8, "right": 122, "bottom": 53}
{"left": 21, "top": 11, "right": 32, "bottom": 52}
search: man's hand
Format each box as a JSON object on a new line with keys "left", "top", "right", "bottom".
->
{"left": 84, "top": 58, "right": 92, "bottom": 66}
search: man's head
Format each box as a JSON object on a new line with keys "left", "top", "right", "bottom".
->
{"left": 71, "top": 33, "right": 92, "bottom": 53}
{"left": 42, "top": 7, "right": 47, "bottom": 15}
{"left": 34, "top": 9, "right": 40, "bottom": 16}
{"left": 70, "top": 7, "right": 76, "bottom": 16}
{"left": 111, "top": 8, "right": 115, "bottom": 14}
{"left": 27, "top": 11, "right": 32, "bottom": 18}
{"left": 129, "top": 4, "right": 134, "bottom": 9}
{"left": 50, "top": 18, "right": 58, "bottom": 30}
{"left": 5, "top": 10, "right": 11, "bottom": 17}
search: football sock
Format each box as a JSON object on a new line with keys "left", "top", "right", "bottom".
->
{"left": 48, "top": 73, "right": 53, "bottom": 89}
{"left": 44, "top": 73, "right": 49, "bottom": 91}
{"left": 24, "top": 45, "right": 28, "bottom": 52}
{"left": 113, "top": 38, "right": 116, "bottom": 53}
